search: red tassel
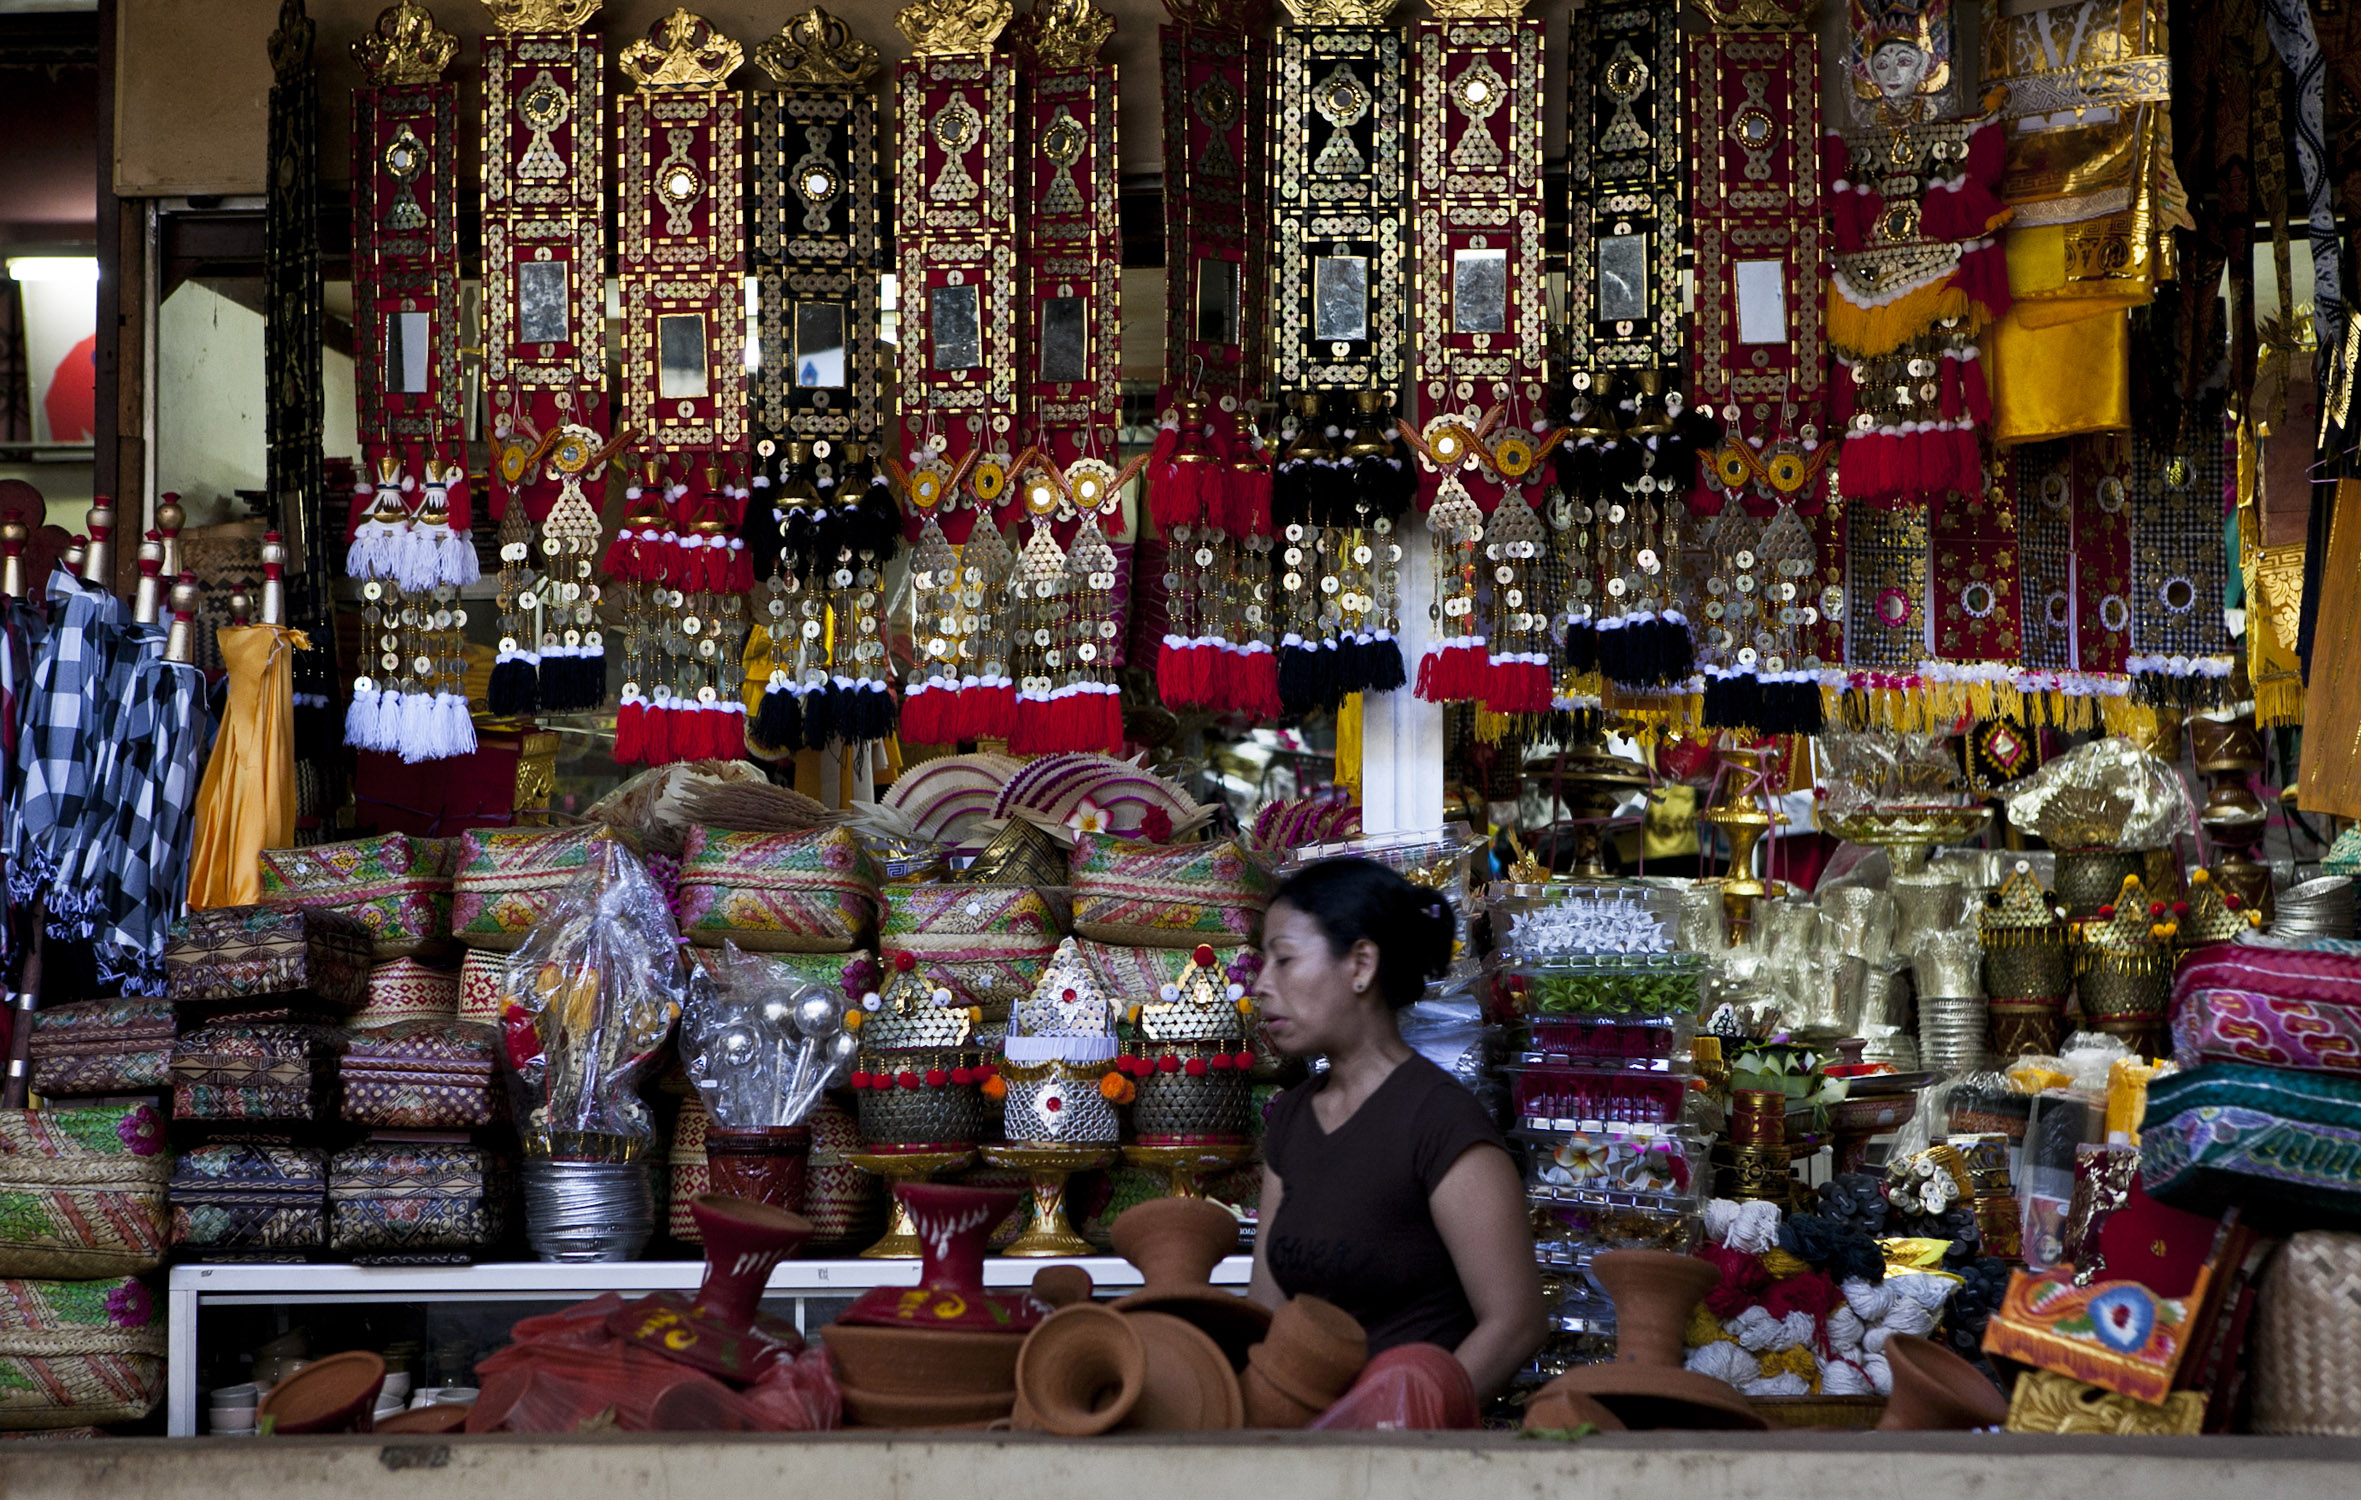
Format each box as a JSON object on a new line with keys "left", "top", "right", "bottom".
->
{"left": 643, "top": 704, "right": 675, "bottom": 766}
{"left": 1234, "top": 462, "right": 1273, "bottom": 539}
{"left": 601, "top": 527, "right": 642, "bottom": 581}
{"left": 726, "top": 541, "right": 754, "bottom": 593}
{"left": 1095, "top": 689, "right": 1124, "bottom": 752}
{"left": 1008, "top": 696, "right": 1046, "bottom": 755}
{"left": 1962, "top": 353, "right": 1993, "bottom": 427}
{"left": 902, "top": 685, "right": 939, "bottom": 745}
{"left": 971, "top": 683, "right": 1013, "bottom": 741}
{"left": 1158, "top": 640, "right": 1192, "bottom": 707}
{"left": 1210, "top": 645, "right": 1244, "bottom": 712}
{"left": 941, "top": 684, "right": 973, "bottom": 743}
{"left": 1237, "top": 648, "right": 1282, "bottom": 719}
{"left": 613, "top": 698, "right": 646, "bottom": 764}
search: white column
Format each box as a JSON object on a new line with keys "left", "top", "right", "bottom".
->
{"left": 1359, "top": 519, "right": 1446, "bottom": 834}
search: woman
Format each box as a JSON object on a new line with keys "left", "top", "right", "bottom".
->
{"left": 1248, "top": 857, "right": 1546, "bottom": 1399}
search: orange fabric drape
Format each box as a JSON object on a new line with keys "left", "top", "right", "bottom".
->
{"left": 186, "top": 624, "right": 305, "bottom": 908}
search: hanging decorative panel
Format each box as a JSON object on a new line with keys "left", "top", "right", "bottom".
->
{"left": 267, "top": 0, "right": 328, "bottom": 614}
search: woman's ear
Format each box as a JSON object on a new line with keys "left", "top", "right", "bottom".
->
{"left": 1349, "top": 937, "right": 1382, "bottom": 999}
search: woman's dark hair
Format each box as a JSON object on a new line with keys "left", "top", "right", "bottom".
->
{"left": 1267, "top": 857, "right": 1454, "bottom": 1010}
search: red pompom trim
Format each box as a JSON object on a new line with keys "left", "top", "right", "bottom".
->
{"left": 896, "top": 1070, "right": 921, "bottom": 1090}
{"left": 849, "top": 1071, "right": 873, "bottom": 1090}
{"left": 1184, "top": 1058, "right": 1209, "bottom": 1077}
{"left": 1193, "top": 944, "right": 1217, "bottom": 967}
{"left": 893, "top": 950, "right": 917, "bottom": 972}
{"left": 1157, "top": 1055, "right": 1181, "bottom": 1074}
{"left": 925, "top": 1068, "right": 948, "bottom": 1088}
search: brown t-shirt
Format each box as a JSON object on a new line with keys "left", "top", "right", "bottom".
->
{"left": 1262, "top": 1054, "right": 1510, "bottom": 1356}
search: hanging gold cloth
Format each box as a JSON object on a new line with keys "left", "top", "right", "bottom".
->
{"left": 187, "top": 625, "right": 307, "bottom": 910}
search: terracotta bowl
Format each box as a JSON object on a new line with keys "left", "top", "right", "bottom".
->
{"left": 375, "top": 1404, "right": 471, "bottom": 1436}
{"left": 840, "top": 1383, "right": 1019, "bottom": 1429}
{"left": 258, "top": 1350, "right": 388, "bottom": 1435}
{"left": 1250, "top": 1295, "right": 1367, "bottom": 1408}
{"left": 822, "top": 1322, "right": 1025, "bottom": 1397}
{"left": 1544, "top": 1363, "right": 1770, "bottom": 1432}
{"left": 1877, "top": 1334, "right": 2008, "bottom": 1431}
{"left": 1522, "top": 1379, "right": 1627, "bottom": 1432}
{"left": 1128, "top": 1312, "right": 1243, "bottom": 1431}
{"left": 1031, "top": 1264, "right": 1095, "bottom": 1309}
{"left": 1014, "top": 1303, "right": 1147, "bottom": 1436}
{"left": 1242, "top": 1360, "right": 1323, "bottom": 1429}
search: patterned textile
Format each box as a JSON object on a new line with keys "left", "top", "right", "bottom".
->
{"left": 169, "top": 1142, "right": 327, "bottom": 1254}
{"left": 1929, "top": 480, "right": 2023, "bottom": 673}
{"left": 2260, "top": 0, "right": 2343, "bottom": 358}
{"left": 1843, "top": 506, "right": 1929, "bottom": 673}
{"left": 2175, "top": 941, "right": 2361, "bottom": 1007}
{"left": 2012, "top": 437, "right": 2136, "bottom": 688}
{"left": 52, "top": 621, "right": 159, "bottom": 943}
{"left": 1067, "top": 834, "right": 1273, "bottom": 948}
{"left": 90, "top": 654, "right": 209, "bottom": 994}
{"left": 2128, "top": 412, "right": 2236, "bottom": 702}
{"left": 0, "top": 1105, "right": 168, "bottom": 1280}
{"left": 260, "top": 835, "right": 457, "bottom": 958}
{"left": 7, "top": 573, "right": 124, "bottom": 913}
{"left": 2141, "top": 1062, "right": 2361, "bottom": 1224}
{"left": 2174, "top": 987, "right": 2361, "bottom": 1076}
{"left": 881, "top": 884, "right": 1063, "bottom": 1017}
{"left": 674, "top": 826, "right": 880, "bottom": 953}
{"left": 0, "top": 1277, "right": 166, "bottom": 1431}
{"left": 30, "top": 1000, "right": 176, "bottom": 1097}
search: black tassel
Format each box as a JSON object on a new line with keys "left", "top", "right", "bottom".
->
{"left": 1362, "top": 636, "right": 1406, "bottom": 693}
{"left": 754, "top": 681, "right": 802, "bottom": 750}
{"left": 1562, "top": 616, "right": 1599, "bottom": 675}
{"left": 488, "top": 658, "right": 539, "bottom": 718}
{"left": 1278, "top": 640, "right": 1316, "bottom": 716}
{"left": 802, "top": 680, "right": 842, "bottom": 749}
{"left": 1273, "top": 459, "right": 1314, "bottom": 532}
{"left": 851, "top": 471, "right": 901, "bottom": 562}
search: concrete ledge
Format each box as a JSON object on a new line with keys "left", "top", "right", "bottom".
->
{"left": 2, "top": 1430, "right": 2355, "bottom": 1500}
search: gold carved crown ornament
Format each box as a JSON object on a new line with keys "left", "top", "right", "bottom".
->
{"left": 481, "top": 0, "right": 600, "bottom": 34}
{"left": 753, "top": 6, "right": 880, "bottom": 87}
{"left": 269, "top": 0, "right": 315, "bottom": 76}
{"left": 354, "top": 1, "right": 458, "bottom": 85}
{"left": 1421, "top": 0, "right": 1528, "bottom": 18}
{"left": 620, "top": 8, "right": 743, "bottom": 89}
{"left": 1013, "top": 0, "right": 1113, "bottom": 68}
{"left": 896, "top": 0, "right": 1013, "bottom": 55}
{"left": 1277, "top": 0, "right": 1399, "bottom": 23}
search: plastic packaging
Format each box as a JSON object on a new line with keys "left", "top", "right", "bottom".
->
{"left": 679, "top": 943, "right": 857, "bottom": 1131}
{"left": 498, "top": 838, "right": 687, "bottom": 1158}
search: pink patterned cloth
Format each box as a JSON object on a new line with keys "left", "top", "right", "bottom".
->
{"left": 2172, "top": 986, "right": 2361, "bottom": 1077}
{"left": 2172, "top": 943, "right": 2361, "bottom": 1009}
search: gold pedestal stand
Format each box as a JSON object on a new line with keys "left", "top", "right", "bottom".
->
{"left": 979, "top": 1143, "right": 1113, "bottom": 1258}
{"left": 1123, "top": 1140, "right": 1253, "bottom": 1200}
{"left": 843, "top": 1146, "right": 978, "bottom": 1258}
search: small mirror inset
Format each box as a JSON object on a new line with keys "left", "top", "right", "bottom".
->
{"left": 1452, "top": 248, "right": 1507, "bottom": 335}
{"left": 1040, "top": 296, "right": 1089, "bottom": 383}
{"left": 517, "top": 261, "right": 569, "bottom": 344}
{"left": 794, "top": 302, "right": 847, "bottom": 389}
{"left": 1313, "top": 255, "right": 1369, "bottom": 342}
{"left": 657, "top": 314, "right": 709, "bottom": 399}
{"left": 384, "top": 310, "right": 431, "bottom": 395}
{"left": 931, "top": 284, "right": 982, "bottom": 372}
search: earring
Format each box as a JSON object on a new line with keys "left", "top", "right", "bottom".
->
{"left": 1354, "top": 981, "right": 1367, "bottom": 994}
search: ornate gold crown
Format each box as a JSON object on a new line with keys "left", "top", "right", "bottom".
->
{"left": 2079, "top": 874, "right": 2172, "bottom": 953}
{"left": 860, "top": 957, "right": 977, "bottom": 1050}
{"left": 895, "top": 0, "right": 1012, "bottom": 55}
{"left": 354, "top": 2, "right": 457, "bottom": 85}
{"left": 620, "top": 8, "right": 742, "bottom": 88}
{"left": 482, "top": 0, "right": 600, "bottom": 34}
{"left": 1277, "top": 0, "right": 1400, "bottom": 25}
{"left": 753, "top": 6, "right": 880, "bottom": 87}
{"left": 1012, "top": 0, "right": 1113, "bottom": 68}
{"left": 1980, "top": 864, "right": 2064, "bottom": 935}
{"left": 2176, "top": 868, "right": 2261, "bottom": 945}
{"left": 1136, "top": 945, "right": 1249, "bottom": 1044}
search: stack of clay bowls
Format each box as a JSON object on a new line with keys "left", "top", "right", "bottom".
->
{"left": 1241, "top": 1295, "right": 1368, "bottom": 1427}
{"left": 823, "top": 1183, "right": 1049, "bottom": 1428}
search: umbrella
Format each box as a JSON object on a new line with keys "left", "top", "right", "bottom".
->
{"left": 92, "top": 577, "right": 213, "bottom": 996}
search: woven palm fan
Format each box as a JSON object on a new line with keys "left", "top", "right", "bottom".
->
{"left": 962, "top": 818, "right": 1068, "bottom": 888}
{"left": 991, "top": 753, "right": 1213, "bottom": 840}
{"left": 583, "top": 760, "right": 775, "bottom": 857}
{"left": 881, "top": 753, "right": 1027, "bottom": 845}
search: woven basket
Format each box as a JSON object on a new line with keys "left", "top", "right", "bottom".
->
{"left": 458, "top": 947, "right": 505, "bottom": 1023}
{"left": 2052, "top": 850, "right": 2145, "bottom": 920}
{"left": 667, "top": 1095, "right": 710, "bottom": 1246}
{"left": 1068, "top": 834, "right": 1272, "bottom": 949}
{"left": 450, "top": 826, "right": 641, "bottom": 952}
{"left": 674, "top": 827, "right": 881, "bottom": 954}
{"left": 0, "top": 1277, "right": 166, "bottom": 1430}
{"left": 1129, "top": 1044, "right": 1251, "bottom": 1139}
{"left": 881, "top": 884, "right": 1063, "bottom": 1020}
{"left": 2078, "top": 955, "right": 2172, "bottom": 1018}
{"left": 1982, "top": 937, "right": 2070, "bottom": 1001}
{"left": 1988, "top": 998, "right": 2065, "bottom": 1058}
{"left": 0, "top": 1106, "right": 169, "bottom": 1279}
{"left": 803, "top": 1100, "right": 882, "bottom": 1252}
{"left": 258, "top": 834, "right": 457, "bottom": 960}
{"left": 1001, "top": 1059, "right": 1121, "bottom": 1145}
{"left": 855, "top": 1061, "right": 983, "bottom": 1145}
{"left": 2254, "top": 1231, "right": 2361, "bottom": 1434}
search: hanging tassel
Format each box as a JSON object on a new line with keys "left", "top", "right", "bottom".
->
{"left": 614, "top": 691, "right": 648, "bottom": 764}
{"left": 1235, "top": 643, "right": 1283, "bottom": 718}
{"left": 395, "top": 690, "right": 438, "bottom": 764}
{"left": 1363, "top": 632, "right": 1405, "bottom": 694}
{"left": 437, "top": 691, "right": 478, "bottom": 759}
{"left": 755, "top": 675, "right": 804, "bottom": 750}
{"left": 487, "top": 653, "right": 539, "bottom": 718}
{"left": 601, "top": 524, "right": 644, "bottom": 581}
{"left": 345, "top": 685, "right": 383, "bottom": 752}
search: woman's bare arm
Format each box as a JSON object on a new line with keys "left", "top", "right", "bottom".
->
{"left": 1430, "top": 1143, "right": 1547, "bottom": 1399}
{"left": 1247, "top": 1164, "right": 1287, "bottom": 1311}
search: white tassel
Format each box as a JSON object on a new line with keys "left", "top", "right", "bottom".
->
{"left": 367, "top": 689, "right": 404, "bottom": 753}
{"left": 396, "top": 690, "right": 437, "bottom": 763}
{"left": 393, "top": 525, "right": 441, "bottom": 594}
{"left": 439, "top": 529, "right": 480, "bottom": 587}
{"left": 436, "top": 691, "right": 477, "bottom": 759}
{"left": 346, "top": 522, "right": 395, "bottom": 582}
{"left": 345, "top": 686, "right": 382, "bottom": 750}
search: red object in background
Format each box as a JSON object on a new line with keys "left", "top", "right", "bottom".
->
{"left": 1307, "top": 1342, "right": 1478, "bottom": 1430}
{"left": 43, "top": 334, "right": 94, "bottom": 443}
{"left": 353, "top": 737, "right": 527, "bottom": 837}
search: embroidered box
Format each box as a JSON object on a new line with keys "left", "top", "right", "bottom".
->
{"left": 674, "top": 827, "right": 881, "bottom": 954}
{"left": 30, "top": 1000, "right": 176, "bottom": 1098}
{"left": 328, "top": 1142, "right": 509, "bottom": 1261}
{"left": 169, "top": 1142, "right": 328, "bottom": 1257}
{"left": 340, "top": 1020, "right": 500, "bottom": 1130}
{"left": 169, "top": 1024, "right": 343, "bottom": 1124}
{"left": 1068, "top": 834, "right": 1272, "bottom": 948}
{"left": 165, "top": 906, "right": 373, "bottom": 1020}
{"left": 258, "top": 834, "right": 458, "bottom": 960}
{"left": 450, "top": 825, "right": 641, "bottom": 951}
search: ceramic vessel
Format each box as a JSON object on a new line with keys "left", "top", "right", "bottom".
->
{"left": 838, "top": 1183, "right": 1046, "bottom": 1332}
{"left": 375, "top": 1403, "right": 469, "bottom": 1435}
{"left": 686, "top": 1195, "right": 813, "bottom": 1330}
{"left": 1015, "top": 1302, "right": 1147, "bottom": 1436}
{"left": 701, "top": 1126, "right": 810, "bottom": 1216}
{"left": 1244, "top": 1295, "right": 1366, "bottom": 1420}
{"left": 1877, "top": 1334, "right": 2007, "bottom": 1430}
{"left": 1524, "top": 1250, "right": 1769, "bottom": 1431}
{"left": 258, "top": 1350, "right": 388, "bottom": 1435}
{"left": 1031, "top": 1264, "right": 1095, "bottom": 1308}
{"left": 840, "top": 1383, "right": 1018, "bottom": 1429}
{"left": 1127, "top": 1312, "right": 1244, "bottom": 1430}
{"left": 1242, "top": 1361, "right": 1323, "bottom": 1428}
{"left": 1109, "top": 1196, "right": 1270, "bottom": 1367}
{"left": 822, "top": 1322, "right": 1024, "bottom": 1397}
{"left": 1523, "top": 1383, "right": 1626, "bottom": 1431}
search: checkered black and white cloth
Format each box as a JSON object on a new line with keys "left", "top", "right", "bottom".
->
{"left": 94, "top": 654, "right": 211, "bottom": 996}
{"left": 5, "top": 571, "right": 125, "bottom": 915}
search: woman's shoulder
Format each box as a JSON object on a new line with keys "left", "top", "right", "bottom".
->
{"left": 1394, "top": 1057, "right": 1507, "bottom": 1175}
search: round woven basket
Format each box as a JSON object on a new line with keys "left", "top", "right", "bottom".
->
{"left": 2254, "top": 1231, "right": 2361, "bottom": 1434}
{"left": 803, "top": 1100, "right": 883, "bottom": 1252}
{"left": 1131, "top": 1067, "right": 1250, "bottom": 1140}
{"left": 2077, "top": 957, "right": 2172, "bottom": 1018}
{"left": 2052, "top": 850, "right": 2145, "bottom": 920}
{"left": 1982, "top": 939, "right": 2070, "bottom": 1002}
{"left": 856, "top": 1069, "right": 983, "bottom": 1146}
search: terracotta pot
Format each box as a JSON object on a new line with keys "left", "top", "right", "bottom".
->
{"left": 1522, "top": 1381, "right": 1627, "bottom": 1432}
{"left": 687, "top": 1195, "right": 814, "bottom": 1331}
{"left": 1247, "top": 1295, "right": 1367, "bottom": 1412}
{"left": 1014, "top": 1303, "right": 1147, "bottom": 1436}
{"left": 840, "top": 1383, "right": 1019, "bottom": 1429}
{"left": 1537, "top": 1251, "right": 1769, "bottom": 1431}
{"left": 1242, "top": 1360, "right": 1323, "bottom": 1428}
{"left": 375, "top": 1403, "right": 470, "bottom": 1435}
{"left": 839, "top": 1183, "right": 1045, "bottom": 1332}
{"left": 1876, "top": 1334, "right": 2007, "bottom": 1431}
{"left": 1109, "top": 1197, "right": 1270, "bottom": 1368}
{"left": 1031, "top": 1264, "right": 1095, "bottom": 1308}
{"left": 259, "top": 1350, "right": 388, "bottom": 1435}
{"left": 702, "top": 1126, "right": 810, "bottom": 1216}
{"left": 822, "top": 1321, "right": 1025, "bottom": 1397}
{"left": 1128, "top": 1312, "right": 1243, "bottom": 1430}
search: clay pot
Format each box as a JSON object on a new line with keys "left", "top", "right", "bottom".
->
{"left": 822, "top": 1322, "right": 1025, "bottom": 1397}
{"left": 1031, "top": 1264, "right": 1095, "bottom": 1308}
{"left": 686, "top": 1195, "right": 814, "bottom": 1331}
{"left": 1242, "top": 1362, "right": 1323, "bottom": 1428}
{"left": 375, "top": 1403, "right": 470, "bottom": 1435}
{"left": 1014, "top": 1302, "right": 1147, "bottom": 1436}
{"left": 259, "top": 1350, "right": 388, "bottom": 1435}
{"left": 840, "top": 1383, "right": 1019, "bottom": 1429}
{"left": 1534, "top": 1251, "right": 1768, "bottom": 1431}
{"left": 839, "top": 1183, "right": 1045, "bottom": 1332}
{"left": 1244, "top": 1295, "right": 1367, "bottom": 1422}
{"left": 702, "top": 1126, "right": 810, "bottom": 1216}
{"left": 1876, "top": 1334, "right": 2008, "bottom": 1431}
{"left": 1128, "top": 1312, "right": 1243, "bottom": 1430}
{"left": 1522, "top": 1382, "right": 1627, "bottom": 1432}
{"left": 1109, "top": 1197, "right": 1270, "bottom": 1368}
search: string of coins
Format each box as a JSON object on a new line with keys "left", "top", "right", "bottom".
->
{"left": 1481, "top": 491, "right": 1553, "bottom": 715}
{"left": 750, "top": 442, "right": 821, "bottom": 756}
{"left": 808, "top": 444, "right": 898, "bottom": 748}
{"left": 659, "top": 464, "right": 754, "bottom": 760}
{"left": 487, "top": 490, "right": 543, "bottom": 717}
{"left": 1696, "top": 500, "right": 1823, "bottom": 732}
{"left": 1415, "top": 471, "right": 1490, "bottom": 701}
{"left": 608, "top": 461, "right": 677, "bottom": 763}
{"left": 1590, "top": 416, "right": 1691, "bottom": 694}
{"left": 1007, "top": 514, "right": 1072, "bottom": 754}
{"left": 1058, "top": 510, "right": 1125, "bottom": 752}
